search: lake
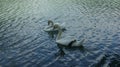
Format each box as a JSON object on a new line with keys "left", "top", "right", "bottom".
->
{"left": 0, "top": 0, "right": 120, "bottom": 67}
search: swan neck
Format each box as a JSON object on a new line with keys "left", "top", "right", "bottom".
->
{"left": 56, "top": 27, "right": 62, "bottom": 40}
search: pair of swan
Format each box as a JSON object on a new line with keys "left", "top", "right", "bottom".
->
{"left": 44, "top": 20, "right": 85, "bottom": 56}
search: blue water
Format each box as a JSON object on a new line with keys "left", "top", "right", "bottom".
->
{"left": 0, "top": 0, "right": 120, "bottom": 67}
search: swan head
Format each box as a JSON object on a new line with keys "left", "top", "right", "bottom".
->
{"left": 48, "top": 20, "right": 54, "bottom": 26}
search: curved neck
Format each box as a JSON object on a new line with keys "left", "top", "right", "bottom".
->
{"left": 56, "top": 26, "right": 62, "bottom": 40}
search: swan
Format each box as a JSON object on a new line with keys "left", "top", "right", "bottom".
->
{"left": 54, "top": 24, "right": 85, "bottom": 48}
{"left": 54, "top": 24, "right": 85, "bottom": 56}
{"left": 44, "top": 20, "right": 66, "bottom": 32}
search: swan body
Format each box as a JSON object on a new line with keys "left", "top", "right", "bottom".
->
{"left": 56, "top": 36, "right": 76, "bottom": 46}
{"left": 69, "top": 39, "right": 85, "bottom": 47}
{"left": 57, "top": 37, "right": 85, "bottom": 48}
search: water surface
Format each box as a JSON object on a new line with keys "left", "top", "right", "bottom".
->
{"left": 0, "top": 0, "right": 120, "bottom": 67}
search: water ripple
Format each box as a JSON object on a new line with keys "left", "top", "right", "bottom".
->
{"left": 0, "top": 0, "right": 120, "bottom": 67}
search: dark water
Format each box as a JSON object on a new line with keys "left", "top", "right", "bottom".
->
{"left": 0, "top": 0, "right": 120, "bottom": 67}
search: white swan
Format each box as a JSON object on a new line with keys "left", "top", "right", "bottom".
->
{"left": 54, "top": 24, "right": 85, "bottom": 48}
{"left": 44, "top": 20, "right": 66, "bottom": 32}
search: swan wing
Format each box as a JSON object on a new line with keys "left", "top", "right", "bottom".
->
{"left": 60, "top": 22, "right": 66, "bottom": 29}
{"left": 71, "top": 41, "right": 79, "bottom": 46}
{"left": 71, "top": 39, "right": 85, "bottom": 47}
